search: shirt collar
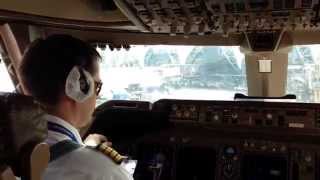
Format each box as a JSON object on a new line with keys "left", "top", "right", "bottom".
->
{"left": 45, "top": 114, "right": 84, "bottom": 146}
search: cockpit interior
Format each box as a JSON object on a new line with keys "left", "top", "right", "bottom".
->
{"left": 1, "top": 0, "right": 320, "bottom": 180}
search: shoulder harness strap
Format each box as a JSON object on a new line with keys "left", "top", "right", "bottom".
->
{"left": 50, "top": 140, "right": 81, "bottom": 162}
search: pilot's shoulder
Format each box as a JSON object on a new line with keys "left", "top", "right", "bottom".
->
{"left": 95, "top": 143, "right": 125, "bottom": 164}
{"left": 46, "top": 146, "right": 133, "bottom": 180}
{"left": 72, "top": 146, "right": 120, "bottom": 167}
{"left": 66, "top": 147, "right": 133, "bottom": 180}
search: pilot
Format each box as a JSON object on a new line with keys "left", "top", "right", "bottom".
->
{"left": 19, "top": 34, "right": 133, "bottom": 180}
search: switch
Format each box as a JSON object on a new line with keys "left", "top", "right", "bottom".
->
{"left": 190, "top": 105, "right": 196, "bottom": 112}
{"left": 266, "top": 119, "right": 273, "bottom": 126}
{"left": 232, "top": 118, "right": 238, "bottom": 124}
{"left": 182, "top": 137, "right": 190, "bottom": 143}
{"left": 250, "top": 142, "right": 255, "bottom": 148}
{"left": 278, "top": 116, "right": 285, "bottom": 127}
{"left": 255, "top": 119, "right": 262, "bottom": 126}
{"left": 222, "top": 119, "right": 228, "bottom": 124}
{"left": 244, "top": 141, "right": 249, "bottom": 147}
{"left": 176, "top": 111, "right": 182, "bottom": 118}
{"left": 260, "top": 145, "right": 267, "bottom": 151}
{"left": 280, "top": 145, "right": 287, "bottom": 152}
{"left": 172, "top": 104, "right": 178, "bottom": 111}
{"left": 184, "top": 111, "right": 190, "bottom": 118}
{"left": 169, "top": 137, "right": 176, "bottom": 142}
{"left": 233, "top": 156, "right": 238, "bottom": 161}
{"left": 206, "top": 112, "right": 211, "bottom": 122}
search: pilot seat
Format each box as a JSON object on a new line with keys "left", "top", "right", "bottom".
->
{"left": 0, "top": 93, "right": 50, "bottom": 180}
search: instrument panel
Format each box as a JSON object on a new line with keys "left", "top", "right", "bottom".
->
{"left": 162, "top": 100, "right": 319, "bottom": 129}
{"left": 93, "top": 99, "right": 320, "bottom": 180}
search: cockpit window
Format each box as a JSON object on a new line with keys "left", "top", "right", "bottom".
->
{"left": 0, "top": 54, "right": 15, "bottom": 92}
{"left": 287, "top": 45, "right": 320, "bottom": 102}
{"left": 97, "top": 45, "right": 247, "bottom": 104}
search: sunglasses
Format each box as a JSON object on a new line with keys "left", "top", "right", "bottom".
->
{"left": 94, "top": 81, "right": 103, "bottom": 96}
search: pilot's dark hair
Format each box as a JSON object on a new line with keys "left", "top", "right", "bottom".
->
{"left": 20, "top": 34, "right": 101, "bottom": 105}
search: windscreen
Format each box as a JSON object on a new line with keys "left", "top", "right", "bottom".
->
{"left": 0, "top": 54, "right": 15, "bottom": 92}
{"left": 97, "top": 45, "right": 247, "bottom": 105}
{"left": 287, "top": 45, "right": 320, "bottom": 103}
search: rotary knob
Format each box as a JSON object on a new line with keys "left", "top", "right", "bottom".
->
{"left": 250, "top": 142, "right": 255, "bottom": 148}
{"left": 231, "top": 113, "right": 238, "bottom": 119}
{"left": 243, "top": 141, "right": 249, "bottom": 147}
{"left": 280, "top": 146, "right": 287, "bottom": 152}
{"left": 184, "top": 111, "right": 191, "bottom": 118}
{"left": 172, "top": 104, "right": 178, "bottom": 111}
{"left": 260, "top": 145, "right": 267, "bottom": 151}
{"left": 182, "top": 137, "right": 191, "bottom": 143}
{"left": 305, "top": 155, "right": 312, "bottom": 163}
{"left": 190, "top": 105, "right": 196, "bottom": 112}
{"left": 176, "top": 111, "right": 182, "bottom": 118}
{"left": 169, "top": 137, "right": 176, "bottom": 142}
{"left": 266, "top": 113, "right": 273, "bottom": 119}
{"left": 213, "top": 114, "right": 220, "bottom": 121}
{"left": 233, "top": 156, "right": 238, "bottom": 161}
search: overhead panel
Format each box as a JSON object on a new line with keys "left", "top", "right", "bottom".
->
{"left": 0, "top": 0, "right": 129, "bottom": 23}
{"left": 116, "top": 0, "right": 320, "bottom": 35}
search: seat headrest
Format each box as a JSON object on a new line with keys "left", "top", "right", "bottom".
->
{"left": 0, "top": 93, "right": 47, "bottom": 176}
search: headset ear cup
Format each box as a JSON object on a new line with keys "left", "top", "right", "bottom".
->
{"left": 65, "top": 66, "right": 94, "bottom": 102}
{"left": 79, "top": 68, "right": 90, "bottom": 94}
{"left": 81, "top": 68, "right": 95, "bottom": 96}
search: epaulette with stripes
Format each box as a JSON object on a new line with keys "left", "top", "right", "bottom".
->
{"left": 96, "top": 142, "right": 125, "bottom": 164}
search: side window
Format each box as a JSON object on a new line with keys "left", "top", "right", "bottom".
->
{"left": 0, "top": 53, "right": 15, "bottom": 92}
{"left": 287, "top": 45, "right": 320, "bottom": 103}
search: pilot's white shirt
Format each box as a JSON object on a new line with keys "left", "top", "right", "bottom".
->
{"left": 43, "top": 114, "right": 133, "bottom": 180}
